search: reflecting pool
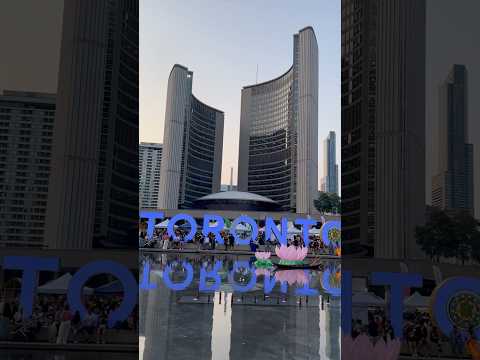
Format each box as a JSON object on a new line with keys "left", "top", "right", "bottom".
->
{"left": 140, "top": 252, "right": 340, "bottom": 360}
{"left": 4, "top": 350, "right": 136, "bottom": 360}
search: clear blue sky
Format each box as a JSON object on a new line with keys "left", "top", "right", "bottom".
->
{"left": 140, "top": 0, "right": 340, "bottom": 186}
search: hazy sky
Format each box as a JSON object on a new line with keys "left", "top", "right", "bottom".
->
{"left": 0, "top": 0, "right": 63, "bottom": 93}
{"left": 140, "top": 0, "right": 341, "bottom": 186}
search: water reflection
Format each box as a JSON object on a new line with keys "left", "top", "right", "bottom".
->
{"left": 4, "top": 350, "right": 136, "bottom": 360}
{"left": 140, "top": 252, "right": 340, "bottom": 360}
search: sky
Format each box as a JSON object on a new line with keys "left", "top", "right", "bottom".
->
{"left": 139, "top": 0, "right": 341, "bottom": 186}
{"left": 0, "top": 0, "right": 63, "bottom": 93}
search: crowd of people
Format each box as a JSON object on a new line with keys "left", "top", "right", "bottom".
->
{"left": 0, "top": 294, "right": 137, "bottom": 344}
{"left": 351, "top": 308, "right": 479, "bottom": 358}
{"left": 140, "top": 227, "right": 340, "bottom": 256}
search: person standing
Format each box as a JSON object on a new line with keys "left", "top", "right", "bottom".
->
{"left": 56, "top": 305, "right": 72, "bottom": 344}
{"left": 162, "top": 232, "right": 170, "bottom": 250}
{"left": 450, "top": 325, "right": 464, "bottom": 356}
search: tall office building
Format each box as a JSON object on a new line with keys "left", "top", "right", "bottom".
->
{"left": 158, "top": 65, "right": 224, "bottom": 209}
{"left": 237, "top": 27, "right": 318, "bottom": 214}
{"left": 432, "top": 65, "right": 474, "bottom": 214}
{"left": 0, "top": 91, "right": 55, "bottom": 247}
{"left": 342, "top": 0, "right": 377, "bottom": 254}
{"left": 322, "top": 131, "right": 338, "bottom": 194}
{"left": 342, "top": 0, "right": 426, "bottom": 258}
{"left": 45, "top": 0, "right": 138, "bottom": 249}
{"left": 139, "top": 142, "right": 162, "bottom": 209}
{"left": 375, "top": 0, "right": 426, "bottom": 259}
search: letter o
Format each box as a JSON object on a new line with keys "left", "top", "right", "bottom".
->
{"left": 431, "top": 276, "right": 480, "bottom": 338}
{"left": 230, "top": 215, "right": 258, "bottom": 245}
{"left": 321, "top": 220, "right": 341, "bottom": 247}
{"left": 167, "top": 213, "right": 197, "bottom": 241}
{"left": 67, "top": 260, "right": 137, "bottom": 328}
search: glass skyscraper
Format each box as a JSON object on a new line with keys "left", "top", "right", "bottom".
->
{"left": 323, "top": 131, "right": 338, "bottom": 195}
{"left": 432, "top": 64, "right": 474, "bottom": 214}
{"left": 237, "top": 27, "right": 318, "bottom": 214}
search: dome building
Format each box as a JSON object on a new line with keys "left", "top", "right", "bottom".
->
{"left": 193, "top": 191, "right": 281, "bottom": 212}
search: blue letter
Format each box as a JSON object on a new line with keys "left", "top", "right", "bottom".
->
{"left": 295, "top": 217, "right": 316, "bottom": 247}
{"left": 371, "top": 272, "right": 422, "bottom": 338}
{"left": 295, "top": 271, "right": 319, "bottom": 296}
{"left": 265, "top": 217, "right": 287, "bottom": 246}
{"left": 199, "top": 261, "right": 223, "bottom": 292}
{"left": 163, "top": 261, "right": 194, "bottom": 291}
{"left": 202, "top": 215, "right": 225, "bottom": 245}
{"left": 229, "top": 261, "right": 256, "bottom": 292}
{"left": 68, "top": 260, "right": 137, "bottom": 328}
{"left": 168, "top": 213, "right": 197, "bottom": 241}
{"left": 320, "top": 220, "right": 341, "bottom": 247}
{"left": 321, "top": 267, "right": 341, "bottom": 297}
{"left": 341, "top": 270, "right": 352, "bottom": 335}
{"left": 139, "top": 260, "right": 157, "bottom": 290}
{"left": 140, "top": 210, "right": 164, "bottom": 239}
{"left": 230, "top": 215, "right": 258, "bottom": 245}
{"left": 3, "top": 256, "right": 58, "bottom": 318}
{"left": 431, "top": 276, "right": 480, "bottom": 338}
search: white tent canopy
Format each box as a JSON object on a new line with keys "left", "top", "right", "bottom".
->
{"left": 234, "top": 222, "right": 251, "bottom": 232}
{"left": 404, "top": 292, "right": 430, "bottom": 308}
{"left": 352, "top": 292, "right": 385, "bottom": 307}
{"left": 154, "top": 219, "right": 178, "bottom": 229}
{"left": 309, "top": 227, "right": 322, "bottom": 235}
{"left": 37, "top": 273, "right": 93, "bottom": 295}
{"left": 287, "top": 223, "right": 302, "bottom": 235}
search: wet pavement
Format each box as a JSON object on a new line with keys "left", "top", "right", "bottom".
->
{"left": 140, "top": 252, "right": 341, "bottom": 360}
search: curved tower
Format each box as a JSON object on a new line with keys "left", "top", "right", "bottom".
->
{"left": 238, "top": 27, "right": 318, "bottom": 214}
{"left": 158, "top": 65, "right": 224, "bottom": 209}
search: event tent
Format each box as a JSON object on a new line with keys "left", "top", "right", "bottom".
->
{"left": 37, "top": 273, "right": 93, "bottom": 295}
{"left": 352, "top": 292, "right": 385, "bottom": 307}
{"left": 154, "top": 219, "right": 178, "bottom": 229}
{"left": 404, "top": 292, "right": 430, "bottom": 309}
{"left": 309, "top": 228, "right": 322, "bottom": 235}
{"left": 94, "top": 280, "right": 124, "bottom": 294}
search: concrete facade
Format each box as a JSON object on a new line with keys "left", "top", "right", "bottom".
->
{"left": 0, "top": 91, "right": 56, "bottom": 248}
{"left": 158, "top": 65, "right": 224, "bottom": 210}
{"left": 139, "top": 142, "right": 162, "bottom": 209}
{"left": 45, "top": 0, "right": 139, "bottom": 249}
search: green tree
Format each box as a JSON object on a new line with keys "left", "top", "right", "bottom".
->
{"left": 416, "top": 209, "right": 480, "bottom": 264}
{"left": 415, "top": 209, "right": 456, "bottom": 262}
{"left": 451, "top": 211, "right": 480, "bottom": 265}
{"left": 314, "top": 192, "right": 341, "bottom": 213}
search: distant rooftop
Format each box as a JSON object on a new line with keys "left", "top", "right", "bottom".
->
{"left": 198, "top": 191, "right": 276, "bottom": 203}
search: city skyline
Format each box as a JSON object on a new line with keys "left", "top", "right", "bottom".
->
{"left": 139, "top": 0, "right": 340, "bottom": 188}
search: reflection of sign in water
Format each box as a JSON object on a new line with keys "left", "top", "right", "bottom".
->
{"left": 154, "top": 259, "right": 324, "bottom": 295}
{"left": 321, "top": 264, "right": 341, "bottom": 297}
